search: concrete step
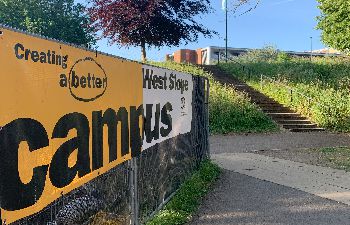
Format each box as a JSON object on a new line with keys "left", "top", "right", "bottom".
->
{"left": 263, "top": 109, "right": 295, "bottom": 113}
{"left": 272, "top": 116, "right": 308, "bottom": 121}
{"left": 258, "top": 105, "right": 285, "bottom": 110}
{"left": 254, "top": 100, "right": 279, "bottom": 104}
{"left": 256, "top": 102, "right": 281, "bottom": 105}
{"left": 249, "top": 95, "right": 274, "bottom": 100}
{"left": 289, "top": 128, "right": 325, "bottom": 132}
{"left": 257, "top": 102, "right": 282, "bottom": 105}
{"left": 246, "top": 91, "right": 266, "bottom": 95}
{"left": 276, "top": 120, "right": 314, "bottom": 125}
{"left": 249, "top": 92, "right": 270, "bottom": 96}
{"left": 260, "top": 105, "right": 290, "bottom": 110}
{"left": 266, "top": 113, "right": 307, "bottom": 120}
{"left": 234, "top": 84, "right": 250, "bottom": 87}
{"left": 253, "top": 97, "right": 274, "bottom": 100}
{"left": 235, "top": 87, "right": 256, "bottom": 91}
{"left": 282, "top": 124, "right": 318, "bottom": 129}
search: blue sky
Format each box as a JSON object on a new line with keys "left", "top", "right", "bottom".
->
{"left": 79, "top": 0, "right": 325, "bottom": 61}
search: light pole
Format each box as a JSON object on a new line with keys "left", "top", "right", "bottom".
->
{"left": 225, "top": 0, "right": 228, "bottom": 62}
{"left": 310, "top": 36, "right": 313, "bottom": 61}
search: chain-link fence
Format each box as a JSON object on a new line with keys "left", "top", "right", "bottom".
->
{"left": 12, "top": 162, "right": 131, "bottom": 225}
{"left": 6, "top": 75, "right": 209, "bottom": 225}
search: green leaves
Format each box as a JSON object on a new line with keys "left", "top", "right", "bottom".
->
{"left": 208, "top": 81, "right": 278, "bottom": 134}
{"left": 0, "top": 0, "right": 96, "bottom": 46}
{"left": 146, "top": 160, "right": 221, "bottom": 225}
{"left": 317, "top": 0, "right": 350, "bottom": 53}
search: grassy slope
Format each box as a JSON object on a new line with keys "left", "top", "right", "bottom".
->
{"left": 151, "top": 61, "right": 278, "bottom": 134}
{"left": 219, "top": 56, "right": 350, "bottom": 132}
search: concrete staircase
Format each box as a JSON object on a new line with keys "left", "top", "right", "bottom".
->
{"left": 203, "top": 65, "right": 325, "bottom": 132}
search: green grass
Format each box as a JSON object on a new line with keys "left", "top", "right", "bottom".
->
{"left": 218, "top": 50, "right": 350, "bottom": 132}
{"left": 315, "top": 147, "right": 350, "bottom": 171}
{"left": 150, "top": 61, "right": 278, "bottom": 134}
{"left": 145, "top": 160, "right": 221, "bottom": 225}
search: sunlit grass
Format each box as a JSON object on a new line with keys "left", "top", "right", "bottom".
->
{"left": 219, "top": 56, "right": 350, "bottom": 132}
{"left": 146, "top": 160, "right": 221, "bottom": 225}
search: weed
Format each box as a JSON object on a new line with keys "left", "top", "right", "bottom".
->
{"left": 315, "top": 147, "right": 350, "bottom": 171}
{"left": 146, "top": 160, "right": 221, "bottom": 225}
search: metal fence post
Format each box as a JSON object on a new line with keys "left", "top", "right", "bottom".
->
{"left": 290, "top": 89, "right": 293, "bottom": 103}
{"left": 205, "top": 78, "right": 210, "bottom": 158}
{"left": 260, "top": 74, "right": 263, "bottom": 90}
{"left": 129, "top": 157, "right": 139, "bottom": 225}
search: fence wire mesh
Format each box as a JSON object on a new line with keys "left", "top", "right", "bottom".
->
{"left": 12, "top": 161, "right": 131, "bottom": 225}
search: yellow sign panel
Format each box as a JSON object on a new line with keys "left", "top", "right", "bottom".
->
{"left": 0, "top": 28, "right": 143, "bottom": 223}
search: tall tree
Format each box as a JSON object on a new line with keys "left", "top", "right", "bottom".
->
{"left": 0, "top": 0, "right": 96, "bottom": 46}
{"left": 317, "top": 0, "right": 350, "bottom": 53}
{"left": 88, "top": 0, "right": 215, "bottom": 62}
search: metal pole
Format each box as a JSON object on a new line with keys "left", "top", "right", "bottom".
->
{"left": 206, "top": 78, "right": 210, "bottom": 158}
{"left": 225, "top": 0, "right": 228, "bottom": 62}
{"left": 310, "top": 36, "right": 313, "bottom": 61}
{"left": 129, "top": 158, "right": 139, "bottom": 225}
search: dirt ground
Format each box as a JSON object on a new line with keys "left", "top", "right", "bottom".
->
{"left": 210, "top": 132, "right": 350, "bottom": 154}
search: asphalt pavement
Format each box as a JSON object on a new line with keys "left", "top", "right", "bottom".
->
{"left": 190, "top": 170, "right": 350, "bottom": 225}
{"left": 189, "top": 133, "right": 350, "bottom": 225}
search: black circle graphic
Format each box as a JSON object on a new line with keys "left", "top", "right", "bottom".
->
{"left": 68, "top": 57, "right": 108, "bottom": 102}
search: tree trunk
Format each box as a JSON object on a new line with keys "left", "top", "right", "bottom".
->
{"left": 141, "top": 41, "right": 147, "bottom": 62}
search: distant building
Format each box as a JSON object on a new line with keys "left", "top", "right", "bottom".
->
{"left": 165, "top": 49, "right": 202, "bottom": 64}
{"left": 166, "top": 46, "right": 344, "bottom": 65}
{"left": 312, "top": 48, "right": 342, "bottom": 54}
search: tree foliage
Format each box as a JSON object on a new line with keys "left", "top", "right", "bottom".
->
{"left": 88, "top": 0, "right": 215, "bottom": 61}
{"left": 317, "top": 0, "right": 350, "bottom": 53}
{"left": 0, "top": 0, "right": 96, "bottom": 46}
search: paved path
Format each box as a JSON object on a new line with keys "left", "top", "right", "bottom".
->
{"left": 213, "top": 153, "right": 350, "bottom": 205}
{"left": 190, "top": 170, "right": 350, "bottom": 225}
{"left": 190, "top": 133, "right": 350, "bottom": 225}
